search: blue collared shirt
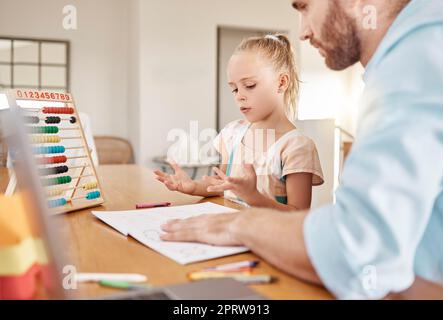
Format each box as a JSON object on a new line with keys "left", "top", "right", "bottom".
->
{"left": 304, "top": 0, "right": 443, "bottom": 299}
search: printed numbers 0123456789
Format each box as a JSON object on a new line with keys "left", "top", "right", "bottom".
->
{"left": 16, "top": 90, "right": 71, "bottom": 101}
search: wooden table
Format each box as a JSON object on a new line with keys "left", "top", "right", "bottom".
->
{"left": 0, "top": 165, "right": 333, "bottom": 300}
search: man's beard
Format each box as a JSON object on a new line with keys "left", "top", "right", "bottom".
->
{"left": 313, "top": 0, "right": 361, "bottom": 71}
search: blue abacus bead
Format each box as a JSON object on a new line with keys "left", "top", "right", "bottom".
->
{"left": 48, "top": 198, "right": 67, "bottom": 208}
{"left": 33, "top": 146, "right": 44, "bottom": 154}
{"left": 34, "top": 146, "right": 65, "bottom": 154}
{"left": 49, "top": 146, "right": 65, "bottom": 154}
{"left": 86, "top": 191, "right": 101, "bottom": 200}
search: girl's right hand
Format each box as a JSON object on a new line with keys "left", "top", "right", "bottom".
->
{"left": 154, "top": 161, "right": 196, "bottom": 195}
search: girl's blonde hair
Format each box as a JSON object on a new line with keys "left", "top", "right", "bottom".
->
{"left": 234, "top": 34, "right": 300, "bottom": 120}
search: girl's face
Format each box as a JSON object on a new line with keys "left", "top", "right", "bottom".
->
{"left": 227, "top": 51, "right": 284, "bottom": 123}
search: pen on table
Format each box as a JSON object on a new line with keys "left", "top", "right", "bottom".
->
{"left": 135, "top": 202, "right": 171, "bottom": 209}
{"left": 188, "top": 271, "right": 274, "bottom": 285}
{"left": 202, "top": 267, "right": 254, "bottom": 273}
{"left": 99, "top": 280, "right": 151, "bottom": 291}
{"left": 188, "top": 271, "right": 250, "bottom": 280}
{"left": 74, "top": 273, "right": 148, "bottom": 283}
{"left": 204, "top": 260, "right": 260, "bottom": 272}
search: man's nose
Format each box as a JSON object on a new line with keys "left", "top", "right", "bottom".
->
{"left": 299, "top": 17, "right": 313, "bottom": 41}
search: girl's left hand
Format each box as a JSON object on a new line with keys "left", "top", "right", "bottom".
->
{"left": 207, "top": 164, "right": 259, "bottom": 201}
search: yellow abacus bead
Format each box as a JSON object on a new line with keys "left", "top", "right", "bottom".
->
{"left": 46, "top": 189, "right": 64, "bottom": 197}
{"left": 49, "top": 136, "right": 61, "bottom": 143}
{"left": 83, "top": 182, "right": 98, "bottom": 190}
{"left": 31, "top": 136, "right": 43, "bottom": 143}
{"left": 31, "top": 135, "right": 61, "bottom": 144}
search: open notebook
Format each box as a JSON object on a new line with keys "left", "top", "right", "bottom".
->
{"left": 92, "top": 202, "right": 249, "bottom": 265}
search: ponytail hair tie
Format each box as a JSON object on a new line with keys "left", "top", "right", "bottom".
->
{"left": 265, "top": 34, "right": 281, "bottom": 42}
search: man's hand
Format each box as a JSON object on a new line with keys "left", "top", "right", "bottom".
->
{"left": 160, "top": 212, "right": 243, "bottom": 246}
{"left": 160, "top": 207, "right": 321, "bottom": 285}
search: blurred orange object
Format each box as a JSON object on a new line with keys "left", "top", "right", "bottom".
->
{"left": 0, "top": 193, "right": 50, "bottom": 300}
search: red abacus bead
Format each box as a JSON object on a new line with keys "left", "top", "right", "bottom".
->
{"left": 52, "top": 156, "right": 67, "bottom": 164}
{"left": 63, "top": 107, "right": 74, "bottom": 114}
{"left": 42, "top": 107, "right": 74, "bottom": 115}
{"left": 36, "top": 156, "right": 67, "bottom": 165}
{"left": 37, "top": 157, "right": 51, "bottom": 165}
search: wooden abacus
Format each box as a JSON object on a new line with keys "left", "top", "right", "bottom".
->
{"left": 4, "top": 89, "right": 105, "bottom": 214}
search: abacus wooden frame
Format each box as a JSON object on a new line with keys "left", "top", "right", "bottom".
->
{"left": 3, "top": 89, "right": 105, "bottom": 215}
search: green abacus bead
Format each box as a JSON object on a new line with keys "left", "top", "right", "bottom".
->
{"left": 58, "top": 176, "right": 72, "bottom": 184}
{"left": 45, "top": 126, "right": 59, "bottom": 134}
{"left": 28, "top": 126, "right": 59, "bottom": 134}
{"left": 42, "top": 178, "right": 56, "bottom": 186}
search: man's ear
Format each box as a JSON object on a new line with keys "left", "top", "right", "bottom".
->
{"left": 278, "top": 73, "right": 290, "bottom": 93}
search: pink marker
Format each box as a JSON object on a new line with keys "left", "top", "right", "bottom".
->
{"left": 136, "top": 202, "right": 171, "bottom": 209}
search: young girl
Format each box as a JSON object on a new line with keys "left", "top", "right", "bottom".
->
{"left": 155, "top": 34, "right": 324, "bottom": 211}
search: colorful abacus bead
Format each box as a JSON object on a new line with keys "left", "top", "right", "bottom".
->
{"left": 24, "top": 116, "right": 40, "bottom": 124}
{"left": 83, "top": 182, "right": 98, "bottom": 190}
{"left": 48, "top": 198, "right": 67, "bottom": 208}
{"left": 70, "top": 116, "right": 77, "bottom": 124}
{"left": 27, "top": 126, "right": 59, "bottom": 134}
{"left": 36, "top": 156, "right": 67, "bottom": 165}
{"left": 33, "top": 146, "right": 65, "bottom": 155}
{"left": 42, "top": 176, "right": 72, "bottom": 187}
{"left": 31, "top": 135, "right": 61, "bottom": 144}
{"left": 45, "top": 117, "right": 61, "bottom": 124}
{"left": 46, "top": 189, "right": 65, "bottom": 198}
{"left": 38, "top": 166, "right": 69, "bottom": 176}
{"left": 42, "top": 107, "right": 74, "bottom": 115}
{"left": 86, "top": 191, "right": 101, "bottom": 200}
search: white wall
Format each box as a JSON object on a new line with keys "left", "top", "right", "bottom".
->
{"left": 0, "top": 0, "right": 130, "bottom": 139}
{"left": 298, "top": 35, "right": 364, "bottom": 135}
{"left": 137, "top": 0, "right": 301, "bottom": 167}
{"left": 127, "top": 0, "right": 141, "bottom": 163}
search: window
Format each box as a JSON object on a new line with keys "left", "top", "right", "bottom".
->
{"left": 0, "top": 37, "right": 70, "bottom": 92}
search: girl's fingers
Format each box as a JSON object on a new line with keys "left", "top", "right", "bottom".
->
{"left": 213, "top": 167, "right": 228, "bottom": 180}
{"left": 207, "top": 182, "right": 232, "bottom": 193}
{"left": 227, "top": 176, "right": 243, "bottom": 185}
{"left": 210, "top": 179, "right": 225, "bottom": 187}
{"left": 167, "top": 159, "right": 182, "bottom": 173}
{"left": 170, "top": 175, "right": 181, "bottom": 186}
{"left": 203, "top": 175, "right": 224, "bottom": 186}
{"left": 164, "top": 181, "right": 178, "bottom": 191}
{"left": 205, "top": 175, "right": 222, "bottom": 181}
{"left": 154, "top": 170, "right": 168, "bottom": 178}
{"left": 155, "top": 176, "right": 164, "bottom": 183}
{"left": 155, "top": 176, "right": 170, "bottom": 185}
